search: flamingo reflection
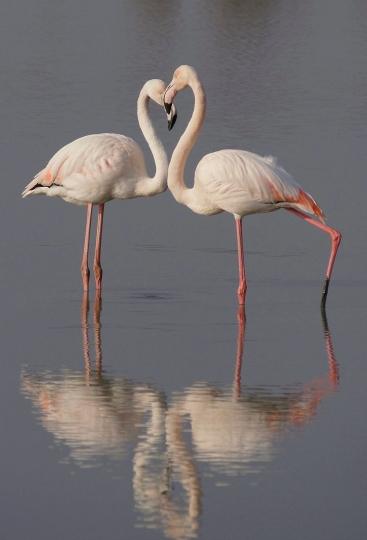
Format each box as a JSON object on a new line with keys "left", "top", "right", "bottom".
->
{"left": 21, "top": 301, "right": 339, "bottom": 540}
{"left": 21, "top": 294, "right": 199, "bottom": 538}
{"left": 168, "top": 306, "right": 339, "bottom": 477}
{"left": 21, "top": 293, "right": 166, "bottom": 465}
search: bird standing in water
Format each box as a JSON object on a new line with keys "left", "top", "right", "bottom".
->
{"left": 23, "top": 79, "right": 177, "bottom": 292}
{"left": 163, "top": 65, "right": 341, "bottom": 306}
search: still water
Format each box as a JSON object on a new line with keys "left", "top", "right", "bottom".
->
{"left": 1, "top": 1, "right": 366, "bottom": 539}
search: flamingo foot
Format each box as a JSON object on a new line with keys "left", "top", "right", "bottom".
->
{"left": 94, "top": 263, "right": 103, "bottom": 291}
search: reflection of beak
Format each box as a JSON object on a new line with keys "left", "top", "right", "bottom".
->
{"left": 167, "top": 104, "right": 177, "bottom": 131}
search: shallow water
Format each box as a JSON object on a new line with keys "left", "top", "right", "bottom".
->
{"left": 1, "top": 1, "right": 366, "bottom": 539}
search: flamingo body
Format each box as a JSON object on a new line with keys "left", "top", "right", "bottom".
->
{"left": 23, "top": 133, "right": 158, "bottom": 205}
{"left": 193, "top": 149, "right": 324, "bottom": 220}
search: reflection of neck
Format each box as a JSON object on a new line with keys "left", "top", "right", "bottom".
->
{"left": 165, "top": 406, "right": 202, "bottom": 539}
{"left": 132, "top": 391, "right": 167, "bottom": 524}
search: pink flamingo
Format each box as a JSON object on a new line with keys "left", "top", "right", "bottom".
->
{"left": 164, "top": 66, "right": 341, "bottom": 306}
{"left": 23, "top": 79, "right": 177, "bottom": 292}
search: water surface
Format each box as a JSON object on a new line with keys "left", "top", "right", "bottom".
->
{"left": 1, "top": 1, "right": 366, "bottom": 539}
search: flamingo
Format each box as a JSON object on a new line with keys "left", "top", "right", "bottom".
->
{"left": 163, "top": 65, "right": 341, "bottom": 306}
{"left": 22, "top": 79, "right": 177, "bottom": 292}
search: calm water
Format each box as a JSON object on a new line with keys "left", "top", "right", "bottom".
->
{"left": 1, "top": 1, "right": 366, "bottom": 539}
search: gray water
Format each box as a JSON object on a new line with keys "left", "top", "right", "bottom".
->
{"left": 1, "top": 1, "right": 366, "bottom": 539}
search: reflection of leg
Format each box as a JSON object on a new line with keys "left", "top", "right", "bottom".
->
{"left": 81, "top": 292, "right": 91, "bottom": 380}
{"left": 94, "top": 204, "right": 104, "bottom": 290}
{"left": 285, "top": 208, "right": 341, "bottom": 306}
{"left": 320, "top": 307, "right": 339, "bottom": 389}
{"left": 236, "top": 219, "right": 247, "bottom": 304}
{"left": 289, "top": 308, "right": 340, "bottom": 427}
{"left": 94, "top": 291, "right": 102, "bottom": 375}
{"left": 81, "top": 204, "right": 93, "bottom": 292}
{"left": 234, "top": 305, "right": 246, "bottom": 394}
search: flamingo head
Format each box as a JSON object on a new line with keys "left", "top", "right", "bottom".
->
{"left": 163, "top": 65, "right": 199, "bottom": 115}
{"left": 144, "top": 79, "right": 177, "bottom": 131}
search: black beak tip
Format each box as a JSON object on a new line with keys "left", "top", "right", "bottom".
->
{"left": 168, "top": 112, "right": 177, "bottom": 131}
{"left": 164, "top": 102, "right": 172, "bottom": 114}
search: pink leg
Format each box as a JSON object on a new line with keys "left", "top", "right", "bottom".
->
{"left": 236, "top": 218, "right": 247, "bottom": 305}
{"left": 81, "top": 204, "right": 93, "bottom": 292}
{"left": 286, "top": 208, "right": 341, "bottom": 306}
{"left": 93, "top": 204, "right": 104, "bottom": 290}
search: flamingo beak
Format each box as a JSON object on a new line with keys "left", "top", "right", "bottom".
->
{"left": 167, "top": 103, "right": 177, "bottom": 131}
{"left": 163, "top": 83, "right": 177, "bottom": 114}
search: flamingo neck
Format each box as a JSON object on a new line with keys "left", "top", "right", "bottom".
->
{"left": 168, "top": 77, "right": 206, "bottom": 207}
{"left": 137, "top": 89, "right": 168, "bottom": 195}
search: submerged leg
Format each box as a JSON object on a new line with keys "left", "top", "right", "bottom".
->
{"left": 236, "top": 218, "right": 247, "bottom": 305}
{"left": 81, "top": 292, "right": 91, "bottom": 380}
{"left": 93, "top": 204, "right": 104, "bottom": 290}
{"left": 286, "top": 208, "right": 341, "bottom": 307}
{"left": 234, "top": 305, "right": 246, "bottom": 396}
{"left": 94, "top": 290, "right": 103, "bottom": 376}
{"left": 81, "top": 203, "right": 93, "bottom": 292}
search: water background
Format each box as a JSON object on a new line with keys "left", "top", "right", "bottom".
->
{"left": 1, "top": 1, "right": 366, "bottom": 539}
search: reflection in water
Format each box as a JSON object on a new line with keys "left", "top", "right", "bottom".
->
{"left": 21, "top": 293, "right": 166, "bottom": 466}
{"left": 21, "top": 300, "right": 338, "bottom": 539}
{"left": 169, "top": 307, "right": 339, "bottom": 479}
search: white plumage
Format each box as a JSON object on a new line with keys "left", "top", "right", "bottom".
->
{"left": 194, "top": 149, "right": 322, "bottom": 218}
{"left": 23, "top": 134, "right": 149, "bottom": 205}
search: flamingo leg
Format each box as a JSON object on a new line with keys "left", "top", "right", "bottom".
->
{"left": 93, "top": 204, "right": 104, "bottom": 290}
{"left": 286, "top": 208, "right": 341, "bottom": 307}
{"left": 81, "top": 203, "right": 93, "bottom": 292}
{"left": 236, "top": 218, "right": 247, "bottom": 305}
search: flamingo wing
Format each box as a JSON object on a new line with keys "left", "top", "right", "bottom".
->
{"left": 196, "top": 150, "right": 325, "bottom": 221}
{"left": 22, "top": 134, "right": 147, "bottom": 202}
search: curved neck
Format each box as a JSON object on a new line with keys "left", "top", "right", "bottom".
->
{"left": 137, "top": 89, "right": 168, "bottom": 194}
{"left": 168, "top": 78, "right": 206, "bottom": 205}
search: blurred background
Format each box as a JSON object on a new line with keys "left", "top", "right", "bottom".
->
{"left": 0, "top": 1, "right": 366, "bottom": 539}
